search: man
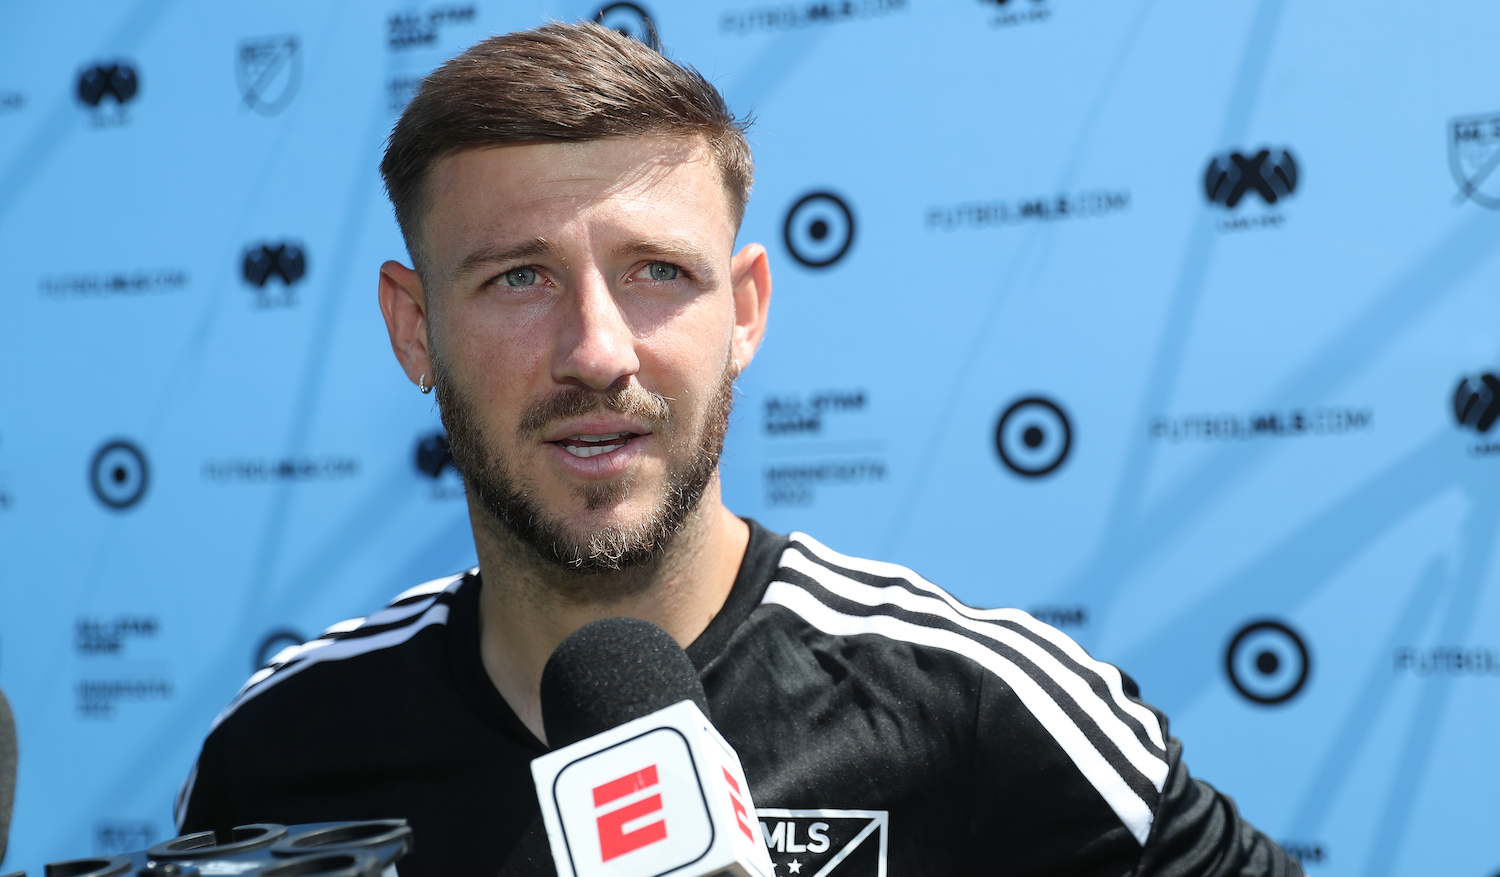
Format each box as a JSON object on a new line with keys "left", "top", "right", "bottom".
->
{"left": 178, "top": 21, "right": 1300, "bottom": 877}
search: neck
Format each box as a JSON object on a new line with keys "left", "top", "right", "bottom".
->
{"left": 469, "top": 478, "right": 748, "bottom": 745}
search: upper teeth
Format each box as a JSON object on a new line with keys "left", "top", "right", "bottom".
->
{"left": 566, "top": 444, "right": 622, "bottom": 458}
{"left": 561, "top": 433, "right": 630, "bottom": 458}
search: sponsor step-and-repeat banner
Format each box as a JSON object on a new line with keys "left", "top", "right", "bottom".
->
{"left": 2, "top": 1, "right": 1500, "bottom": 874}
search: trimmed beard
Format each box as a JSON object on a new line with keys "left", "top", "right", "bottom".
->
{"left": 434, "top": 355, "right": 737, "bottom": 583}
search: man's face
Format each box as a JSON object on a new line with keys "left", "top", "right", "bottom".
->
{"left": 417, "top": 136, "right": 746, "bottom": 575}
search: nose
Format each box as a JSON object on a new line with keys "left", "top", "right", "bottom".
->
{"left": 552, "top": 270, "right": 640, "bottom": 391}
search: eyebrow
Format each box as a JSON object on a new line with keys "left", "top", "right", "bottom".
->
{"left": 451, "top": 239, "right": 554, "bottom": 281}
{"left": 615, "top": 239, "right": 711, "bottom": 261}
{"left": 449, "top": 237, "right": 718, "bottom": 284}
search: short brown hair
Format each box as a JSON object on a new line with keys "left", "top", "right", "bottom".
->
{"left": 380, "top": 21, "right": 754, "bottom": 277}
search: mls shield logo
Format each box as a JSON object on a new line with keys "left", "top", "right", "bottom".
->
{"left": 756, "top": 810, "right": 887, "bottom": 877}
{"left": 237, "top": 34, "right": 301, "bottom": 116}
{"left": 1450, "top": 112, "right": 1500, "bottom": 209}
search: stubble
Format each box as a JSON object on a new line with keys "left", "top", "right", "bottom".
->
{"left": 433, "top": 353, "right": 737, "bottom": 596}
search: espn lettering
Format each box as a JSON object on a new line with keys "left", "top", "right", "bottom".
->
{"left": 533, "top": 703, "right": 775, "bottom": 877}
{"left": 594, "top": 765, "right": 668, "bottom": 861}
{"left": 722, "top": 768, "right": 755, "bottom": 842}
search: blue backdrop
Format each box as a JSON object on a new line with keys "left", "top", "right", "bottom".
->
{"left": 3, "top": 1, "right": 1500, "bottom": 874}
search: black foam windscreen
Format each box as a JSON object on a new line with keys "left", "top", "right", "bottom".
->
{"left": 0, "top": 687, "right": 15, "bottom": 867}
{"left": 539, "top": 617, "right": 708, "bottom": 749}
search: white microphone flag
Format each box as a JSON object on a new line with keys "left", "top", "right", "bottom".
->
{"left": 531, "top": 700, "right": 775, "bottom": 877}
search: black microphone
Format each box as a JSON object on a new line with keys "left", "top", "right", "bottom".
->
{"left": 500, "top": 619, "right": 761, "bottom": 877}
{"left": 0, "top": 686, "right": 15, "bottom": 868}
{"left": 540, "top": 617, "right": 709, "bottom": 748}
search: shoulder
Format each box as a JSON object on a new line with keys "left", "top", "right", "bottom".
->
{"left": 759, "top": 532, "right": 1172, "bottom": 845}
{"left": 177, "top": 569, "right": 474, "bottom": 829}
{"left": 209, "top": 569, "right": 473, "bottom": 733}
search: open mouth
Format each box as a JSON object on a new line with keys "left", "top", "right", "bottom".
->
{"left": 551, "top": 432, "right": 643, "bottom": 458}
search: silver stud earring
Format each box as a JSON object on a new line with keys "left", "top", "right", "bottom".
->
{"left": 418, "top": 373, "right": 432, "bottom": 394}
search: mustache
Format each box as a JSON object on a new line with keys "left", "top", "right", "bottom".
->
{"left": 518, "top": 382, "right": 673, "bottom": 438}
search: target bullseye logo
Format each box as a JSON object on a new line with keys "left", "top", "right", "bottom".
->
{"left": 994, "top": 397, "right": 1071, "bottom": 477}
{"left": 254, "top": 628, "right": 306, "bottom": 670}
{"left": 594, "top": 2, "right": 661, "bottom": 50}
{"left": 1225, "top": 620, "right": 1310, "bottom": 705}
{"left": 783, "top": 191, "right": 855, "bottom": 268}
{"left": 90, "top": 439, "right": 149, "bottom": 510}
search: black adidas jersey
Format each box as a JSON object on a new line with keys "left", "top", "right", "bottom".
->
{"left": 178, "top": 521, "right": 1299, "bottom": 877}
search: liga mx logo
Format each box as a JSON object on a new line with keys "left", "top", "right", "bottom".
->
{"left": 414, "top": 431, "right": 454, "bottom": 478}
{"left": 77, "top": 61, "right": 139, "bottom": 107}
{"left": 1454, "top": 373, "right": 1500, "bottom": 432}
{"left": 1450, "top": 113, "right": 1500, "bottom": 208}
{"left": 243, "top": 242, "right": 307, "bottom": 287}
{"left": 1204, "top": 148, "right": 1298, "bottom": 207}
{"left": 236, "top": 35, "right": 301, "bottom": 116}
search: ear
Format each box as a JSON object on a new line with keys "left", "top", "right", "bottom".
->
{"left": 728, "top": 243, "right": 772, "bottom": 372}
{"left": 378, "top": 260, "right": 433, "bottom": 389}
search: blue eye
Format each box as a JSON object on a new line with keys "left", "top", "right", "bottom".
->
{"left": 502, "top": 266, "right": 538, "bottom": 287}
{"left": 646, "top": 262, "right": 680, "bottom": 281}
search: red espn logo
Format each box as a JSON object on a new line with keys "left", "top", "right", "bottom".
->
{"left": 721, "top": 767, "right": 755, "bottom": 842}
{"left": 593, "top": 765, "right": 667, "bottom": 862}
